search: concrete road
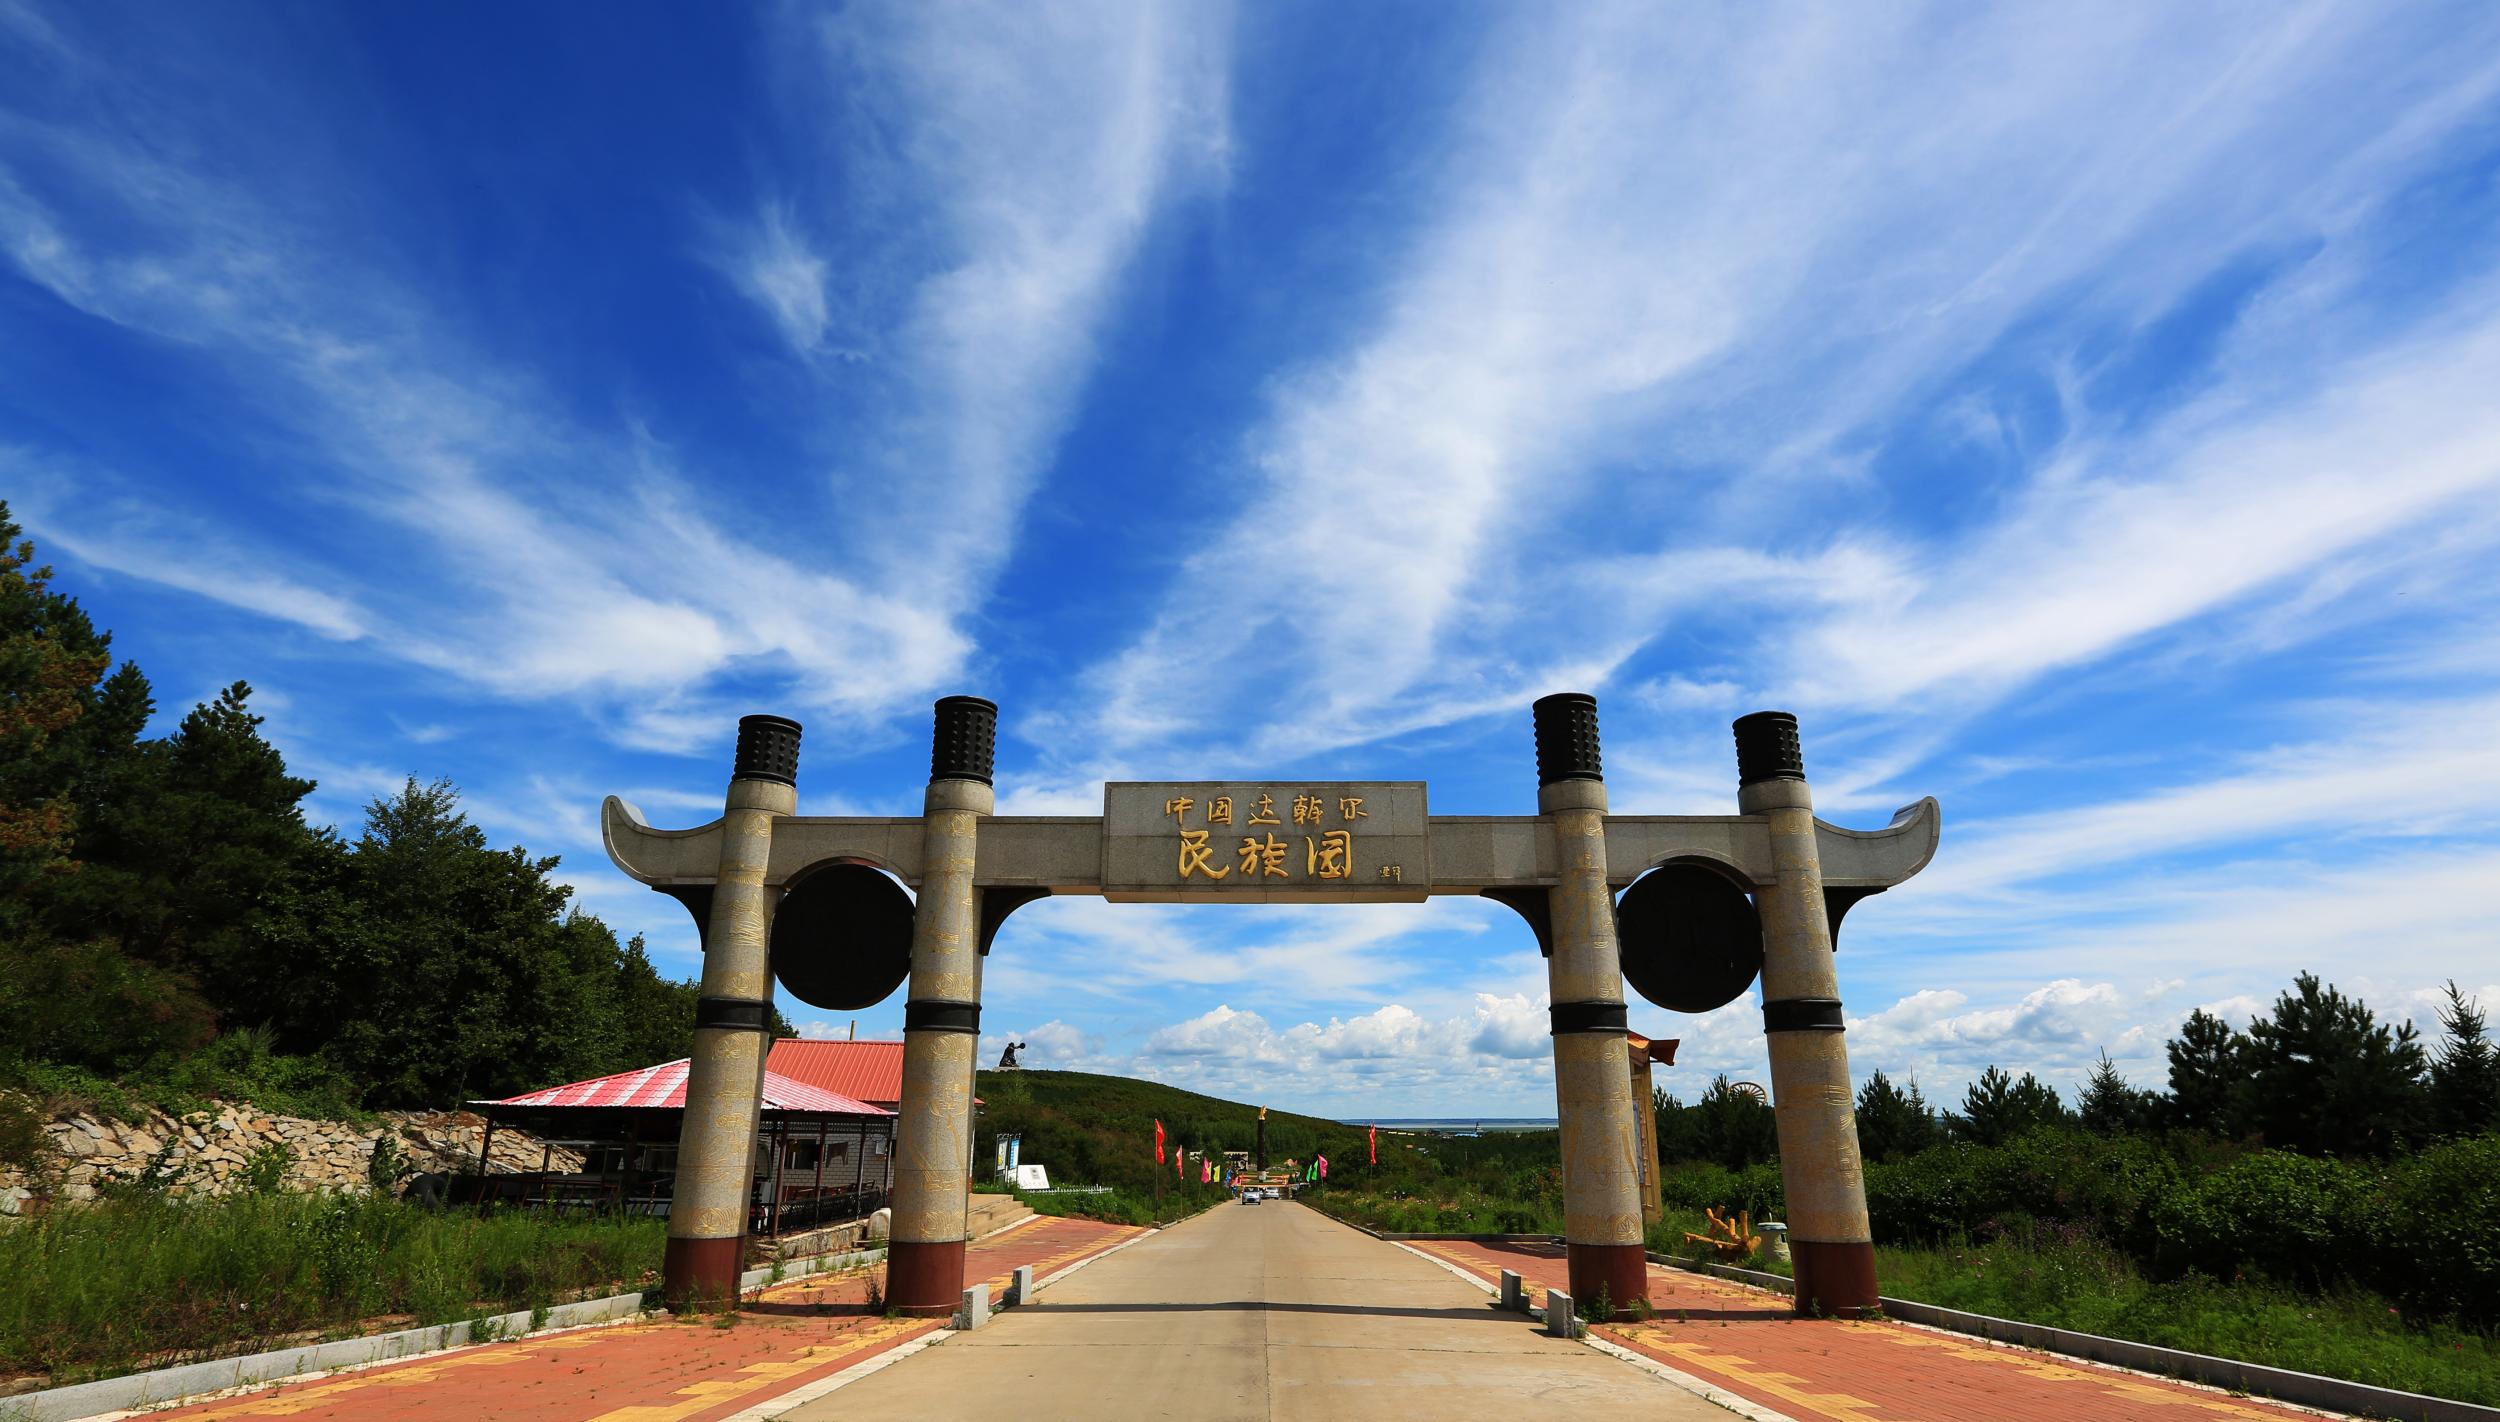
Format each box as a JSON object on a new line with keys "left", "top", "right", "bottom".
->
{"left": 786, "top": 1202, "right": 1731, "bottom": 1421}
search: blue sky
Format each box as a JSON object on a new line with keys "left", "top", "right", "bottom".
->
{"left": 8, "top": 2, "right": 2500, "bottom": 1119}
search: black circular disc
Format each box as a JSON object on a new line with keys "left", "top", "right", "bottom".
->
{"left": 771, "top": 863, "right": 915, "bottom": 1011}
{"left": 1616, "top": 863, "right": 1763, "bottom": 1014}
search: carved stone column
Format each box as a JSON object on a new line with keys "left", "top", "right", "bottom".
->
{"left": 1738, "top": 711, "right": 1878, "bottom": 1317}
{"left": 886, "top": 696, "right": 996, "bottom": 1316}
{"left": 663, "top": 714, "right": 797, "bottom": 1308}
{"left": 1535, "top": 693, "right": 1649, "bottom": 1315}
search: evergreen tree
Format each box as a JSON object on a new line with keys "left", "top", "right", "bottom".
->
{"left": 1956, "top": 1065, "right": 2066, "bottom": 1145}
{"left": 50, "top": 683, "right": 320, "bottom": 996}
{"left": 2076, "top": 1052, "right": 2156, "bottom": 1134}
{"left": 1690, "top": 1075, "right": 1780, "bottom": 1168}
{"left": 0, "top": 508, "right": 217, "bottom": 1070}
{"left": 1855, "top": 1070, "right": 1941, "bottom": 1160}
{"left": 2243, "top": 973, "right": 2427, "bottom": 1157}
{"left": 2165, "top": 1008, "right": 2248, "bottom": 1137}
{"left": 0, "top": 507, "right": 114, "bottom": 907}
{"left": 2427, "top": 981, "right": 2499, "bottom": 1139}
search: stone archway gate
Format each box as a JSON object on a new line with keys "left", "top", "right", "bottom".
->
{"left": 602, "top": 695, "right": 1937, "bottom": 1319}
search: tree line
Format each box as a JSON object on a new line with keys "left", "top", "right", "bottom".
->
{"left": 0, "top": 505, "right": 774, "bottom": 1119}
{"left": 1657, "top": 972, "right": 2498, "bottom": 1169}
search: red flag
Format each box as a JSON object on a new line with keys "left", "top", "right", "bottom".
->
{"left": 1368, "top": 1125, "right": 1377, "bottom": 1166}
{"left": 1176, "top": 1143, "right": 1185, "bottom": 1180}
{"left": 1154, "top": 1119, "right": 1165, "bottom": 1164}
{"left": 1201, "top": 1158, "right": 1211, "bottom": 1184}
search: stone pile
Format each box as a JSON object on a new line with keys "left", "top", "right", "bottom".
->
{"left": 0, "top": 1098, "right": 583, "bottom": 1214}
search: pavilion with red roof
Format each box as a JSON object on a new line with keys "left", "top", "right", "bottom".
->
{"left": 476, "top": 1041, "right": 902, "bottom": 1236}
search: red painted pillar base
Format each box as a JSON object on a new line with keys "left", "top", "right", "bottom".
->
{"left": 887, "top": 1238, "right": 967, "bottom": 1317}
{"left": 663, "top": 1234, "right": 744, "bottom": 1311}
{"left": 1565, "top": 1241, "right": 1650, "bottom": 1317}
{"left": 1792, "top": 1238, "right": 1879, "bottom": 1318}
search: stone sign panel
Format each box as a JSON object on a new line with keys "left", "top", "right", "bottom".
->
{"left": 1101, "top": 782, "right": 1430, "bottom": 902}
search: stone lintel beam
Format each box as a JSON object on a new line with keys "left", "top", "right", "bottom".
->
{"left": 601, "top": 796, "right": 1941, "bottom": 896}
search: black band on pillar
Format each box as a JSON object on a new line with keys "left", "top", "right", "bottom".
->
{"left": 1733, "top": 711, "right": 1804, "bottom": 787}
{"left": 695, "top": 996, "right": 772, "bottom": 1031}
{"left": 1549, "top": 1000, "right": 1629, "bottom": 1035}
{"left": 904, "top": 999, "right": 982, "bottom": 1035}
{"left": 733, "top": 715, "right": 802, "bottom": 785}
{"left": 931, "top": 696, "right": 998, "bottom": 784}
{"left": 1532, "top": 693, "right": 1602, "bottom": 785}
{"left": 1762, "top": 997, "right": 1845, "bottom": 1032}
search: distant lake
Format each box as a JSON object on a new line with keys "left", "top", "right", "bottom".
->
{"left": 1345, "top": 1117, "right": 1558, "bottom": 1134}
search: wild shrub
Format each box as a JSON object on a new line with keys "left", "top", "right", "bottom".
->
{"left": 2382, "top": 1133, "right": 2500, "bottom": 1324}
{"left": 2150, "top": 1148, "right": 2368, "bottom": 1289}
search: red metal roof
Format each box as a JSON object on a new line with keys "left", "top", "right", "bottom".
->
{"left": 766, "top": 1039, "right": 907, "bottom": 1107}
{"left": 484, "top": 1060, "right": 889, "bottom": 1116}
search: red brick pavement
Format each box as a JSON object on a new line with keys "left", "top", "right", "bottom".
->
{"left": 1405, "top": 1239, "right": 2336, "bottom": 1422}
{"left": 133, "top": 1216, "right": 1138, "bottom": 1422}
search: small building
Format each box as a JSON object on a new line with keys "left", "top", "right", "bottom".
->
{"left": 477, "top": 1047, "right": 897, "bottom": 1236}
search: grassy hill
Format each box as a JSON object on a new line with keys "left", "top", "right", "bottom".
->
{"left": 970, "top": 1068, "right": 1562, "bottom": 1204}
{"left": 972, "top": 1069, "right": 1369, "bottom": 1193}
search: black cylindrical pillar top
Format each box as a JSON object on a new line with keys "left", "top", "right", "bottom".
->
{"left": 733, "top": 714, "right": 802, "bottom": 785}
{"left": 1532, "top": 692, "right": 1602, "bottom": 786}
{"left": 931, "top": 695, "right": 998, "bottom": 785}
{"left": 1733, "top": 710, "right": 1804, "bottom": 786}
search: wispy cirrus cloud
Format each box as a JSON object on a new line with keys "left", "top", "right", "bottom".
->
{"left": 1061, "top": 3, "right": 2500, "bottom": 770}
{"left": 1, "top": 0, "right": 1229, "bottom": 750}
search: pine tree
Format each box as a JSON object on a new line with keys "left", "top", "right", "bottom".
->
{"left": 0, "top": 507, "right": 218, "bottom": 1071}
{"left": 1957, "top": 1065, "right": 2066, "bottom": 1145}
{"left": 1855, "top": 1070, "right": 1941, "bottom": 1160}
{"left": 0, "top": 506, "right": 114, "bottom": 905}
{"left": 2076, "top": 1052, "right": 2154, "bottom": 1134}
{"left": 2244, "top": 973, "right": 2427, "bottom": 1157}
{"left": 2428, "top": 981, "right": 2500, "bottom": 1139}
{"left": 1692, "top": 1075, "right": 1780, "bottom": 1168}
{"left": 2165, "top": 1008, "right": 2247, "bottom": 1137}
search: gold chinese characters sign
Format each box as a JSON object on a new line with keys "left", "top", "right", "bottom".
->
{"left": 1101, "top": 782, "right": 1430, "bottom": 903}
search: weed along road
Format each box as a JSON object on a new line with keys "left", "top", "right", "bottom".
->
{"left": 784, "top": 1201, "right": 1730, "bottom": 1421}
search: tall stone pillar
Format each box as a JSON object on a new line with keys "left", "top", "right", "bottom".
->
{"left": 1737, "top": 711, "right": 1878, "bottom": 1317}
{"left": 886, "top": 696, "right": 996, "bottom": 1317}
{"left": 663, "top": 714, "right": 799, "bottom": 1308}
{"left": 1534, "top": 693, "right": 1649, "bottom": 1315}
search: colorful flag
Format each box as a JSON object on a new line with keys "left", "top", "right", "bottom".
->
{"left": 1368, "top": 1125, "right": 1377, "bottom": 1166}
{"left": 1318, "top": 1154, "right": 1329, "bottom": 1180}
{"left": 1154, "top": 1119, "right": 1165, "bottom": 1165}
{"left": 1177, "top": 1143, "right": 1185, "bottom": 1179}
{"left": 1201, "top": 1158, "right": 1211, "bottom": 1184}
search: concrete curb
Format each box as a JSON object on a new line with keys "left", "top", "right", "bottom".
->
{"left": 1643, "top": 1253, "right": 2500, "bottom": 1422}
{"left": 18, "top": 1246, "right": 887, "bottom": 1422}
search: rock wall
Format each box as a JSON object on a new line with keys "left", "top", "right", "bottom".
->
{"left": 0, "top": 1100, "right": 584, "bottom": 1214}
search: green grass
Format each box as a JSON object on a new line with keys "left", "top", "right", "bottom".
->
{"left": 1871, "top": 1233, "right": 2500, "bottom": 1406}
{"left": 0, "top": 1192, "right": 664, "bottom": 1386}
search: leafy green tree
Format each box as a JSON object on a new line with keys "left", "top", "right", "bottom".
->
{"left": 2426, "top": 980, "right": 2499, "bottom": 1140}
{"left": 2076, "top": 1052, "right": 2158, "bottom": 1134}
{"left": 2243, "top": 973, "right": 2426, "bottom": 1157}
{"left": 2164, "top": 1008, "right": 2248, "bottom": 1137}
{"left": 1955, "top": 1065, "right": 2065, "bottom": 1145}
{"left": 1855, "top": 1070, "right": 1941, "bottom": 1160}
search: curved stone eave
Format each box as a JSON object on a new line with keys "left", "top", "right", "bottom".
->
{"left": 1813, "top": 795, "right": 1941, "bottom": 888}
{"left": 601, "top": 795, "right": 726, "bottom": 886}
